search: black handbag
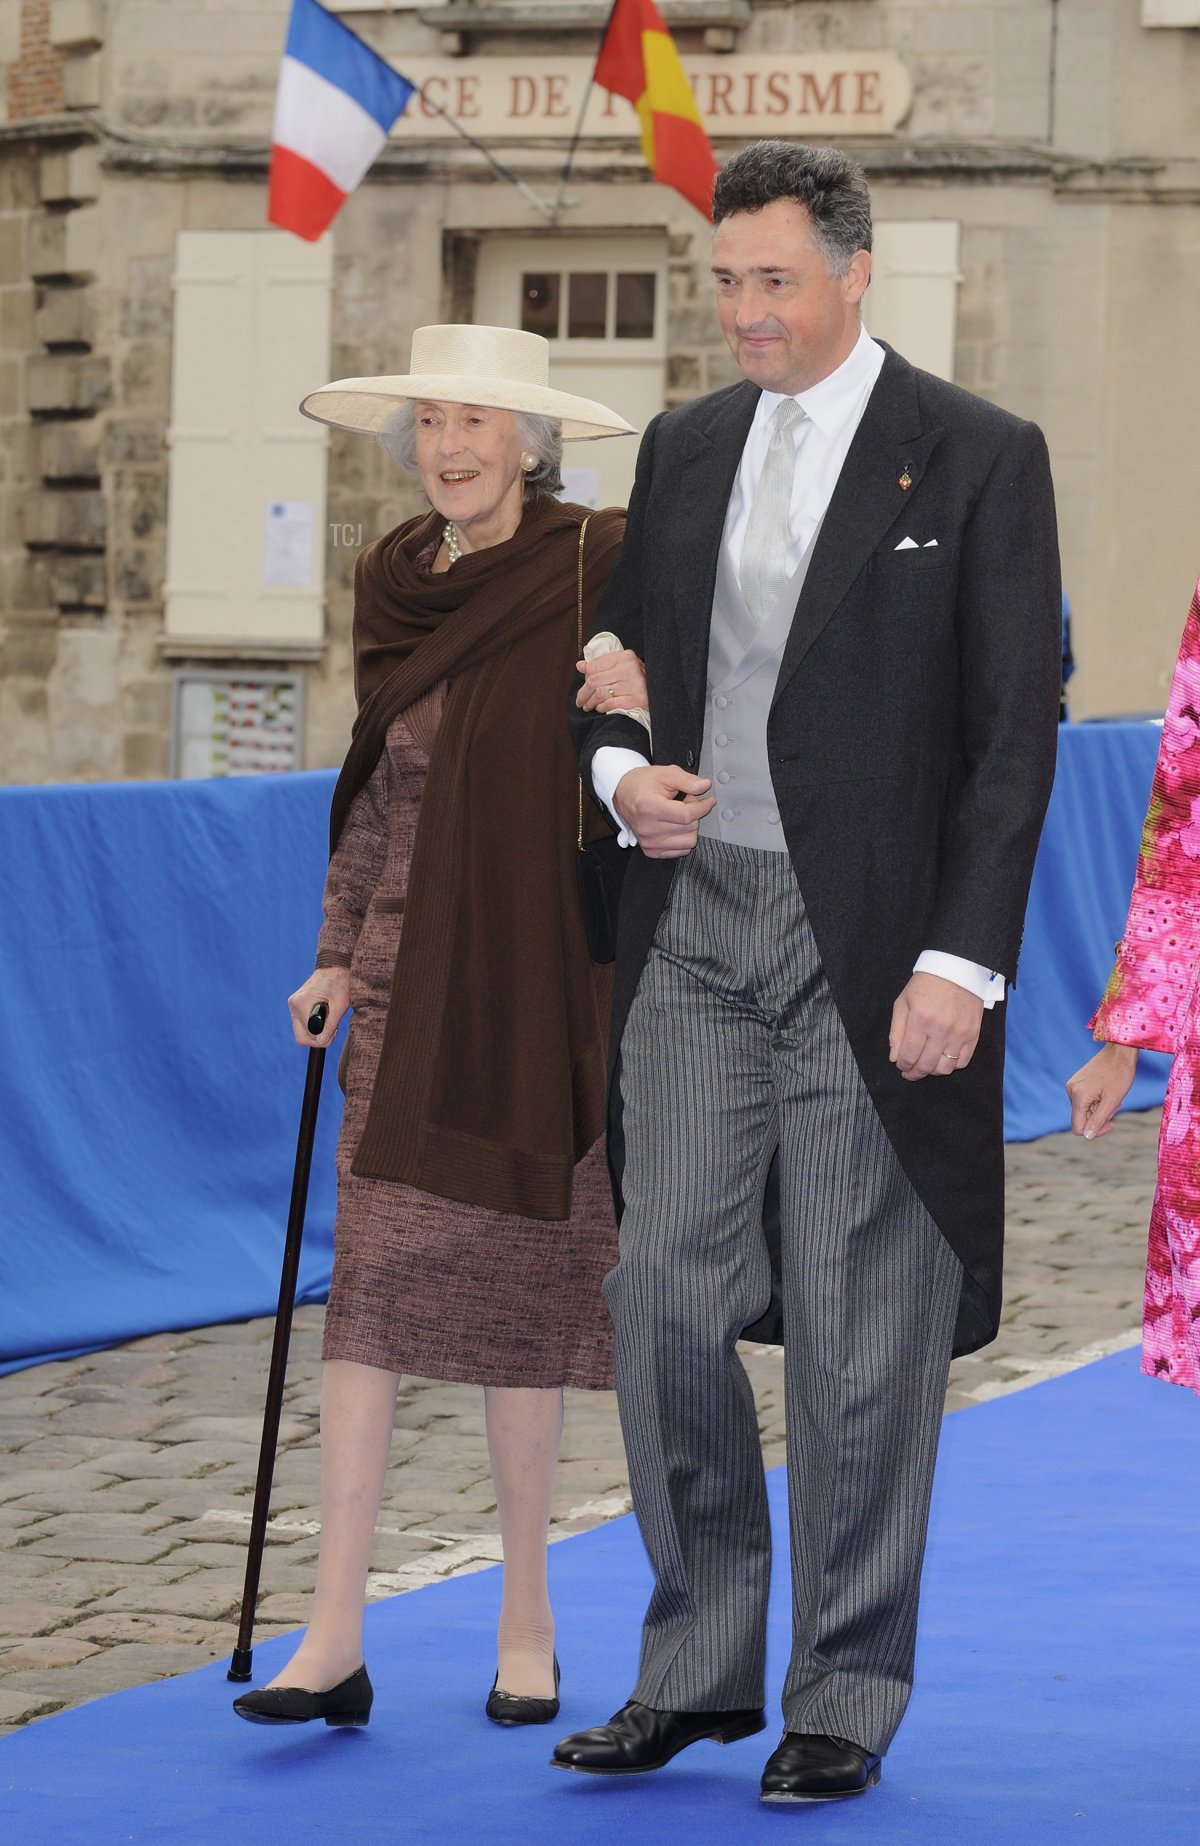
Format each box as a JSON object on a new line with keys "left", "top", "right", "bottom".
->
{"left": 574, "top": 516, "right": 629, "bottom": 963}
{"left": 576, "top": 829, "right": 627, "bottom": 964}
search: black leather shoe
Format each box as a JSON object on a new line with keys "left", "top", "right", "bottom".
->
{"left": 759, "top": 1732, "right": 881, "bottom": 1802}
{"left": 486, "top": 1656, "right": 561, "bottom": 1726}
{"left": 232, "top": 1665, "right": 372, "bottom": 1727}
{"left": 551, "top": 1700, "right": 766, "bottom": 1775}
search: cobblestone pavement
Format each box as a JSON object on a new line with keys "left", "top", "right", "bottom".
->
{"left": 0, "top": 1112, "right": 1160, "bottom": 1738}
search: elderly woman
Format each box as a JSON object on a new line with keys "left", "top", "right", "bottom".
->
{"left": 233, "top": 326, "right": 643, "bottom": 1730}
{"left": 1067, "top": 577, "right": 1200, "bottom": 1397}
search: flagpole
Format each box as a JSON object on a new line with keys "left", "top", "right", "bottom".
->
{"left": 551, "top": 0, "right": 619, "bottom": 222}
{"left": 414, "top": 87, "right": 558, "bottom": 222}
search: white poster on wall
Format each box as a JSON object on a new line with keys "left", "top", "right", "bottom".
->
{"left": 262, "top": 500, "right": 315, "bottom": 588}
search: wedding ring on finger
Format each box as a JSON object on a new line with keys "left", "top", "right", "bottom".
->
{"left": 939, "top": 1049, "right": 958, "bottom": 1067}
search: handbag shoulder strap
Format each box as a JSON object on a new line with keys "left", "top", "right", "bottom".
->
{"left": 576, "top": 515, "right": 591, "bottom": 852}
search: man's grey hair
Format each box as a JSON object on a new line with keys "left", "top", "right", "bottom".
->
{"left": 712, "top": 141, "right": 873, "bottom": 277}
{"left": 377, "top": 402, "right": 564, "bottom": 497}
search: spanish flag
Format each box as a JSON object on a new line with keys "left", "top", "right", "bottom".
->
{"left": 594, "top": 0, "right": 718, "bottom": 218}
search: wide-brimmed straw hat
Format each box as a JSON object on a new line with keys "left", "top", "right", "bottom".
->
{"left": 300, "top": 324, "right": 635, "bottom": 442}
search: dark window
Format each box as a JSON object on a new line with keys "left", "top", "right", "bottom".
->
{"left": 567, "top": 272, "right": 607, "bottom": 339}
{"left": 520, "top": 273, "right": 560, "bottom": 337}
{"left": 615, "top": 272, "right": 656, "bottom": 340}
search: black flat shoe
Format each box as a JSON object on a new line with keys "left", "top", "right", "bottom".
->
{"left": 486, "top": 1656, "right": 561, "bottom": 1726}
{"left": 759, "top": 1731, "right": 881, "bottom": 1802}
{"left": 552, "top": 1699, "right": 766, "bottom": 1774}
{"left": 232, "top": 1665, "right": 373, "bottom": 1727}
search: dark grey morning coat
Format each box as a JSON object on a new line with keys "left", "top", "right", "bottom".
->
{"left": 571, "top": 344, "right": 1063, "bottom": 1357}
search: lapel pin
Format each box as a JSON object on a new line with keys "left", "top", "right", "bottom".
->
{"left": 898, "top": 467, "right": 913, "bottom": 492}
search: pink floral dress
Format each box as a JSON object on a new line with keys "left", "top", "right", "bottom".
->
{"left": 1092, "top": 578, "right": 1200, "bottom": 1393}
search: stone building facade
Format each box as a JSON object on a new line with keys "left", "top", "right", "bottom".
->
{"left": 1, "top": 0, "right": 1198, "bottom": 783}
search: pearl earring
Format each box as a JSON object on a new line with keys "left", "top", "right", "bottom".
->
{"left": 520, "top": 451, "right": 536, "bottom": 472}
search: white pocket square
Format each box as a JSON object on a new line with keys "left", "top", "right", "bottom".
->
{"left": 923, "top": 538, "right": 939, "bottom": 548}
{"left": 894, "top": 536, "right": 918, "bottom": 550}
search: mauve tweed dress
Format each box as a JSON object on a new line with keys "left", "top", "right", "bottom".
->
{"left": 316, "top": 684, "right": 617, "bottom": 1390}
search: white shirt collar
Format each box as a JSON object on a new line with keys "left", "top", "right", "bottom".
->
{"left": 756, "top": 322, "right": 883, "bottom": 437}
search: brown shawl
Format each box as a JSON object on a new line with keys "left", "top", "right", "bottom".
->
{"left": 330, "top": 494, "right": 626, "bottom": 1220}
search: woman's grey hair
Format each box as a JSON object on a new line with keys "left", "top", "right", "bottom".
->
{"left": 377, "top": 402, "right": 564, "bottom": 497}
{"left": 712, "top": 141, "right": 873, "bottom": 277}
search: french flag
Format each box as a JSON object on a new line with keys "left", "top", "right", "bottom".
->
{"left": 269, "top": 0, "right": 415, "bottom": 242}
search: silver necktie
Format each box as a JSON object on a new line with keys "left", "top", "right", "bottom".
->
{"left": 739, "top": 397, "right": 807, "bottom": 626}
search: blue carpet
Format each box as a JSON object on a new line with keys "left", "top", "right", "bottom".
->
{"left": 2, "top": 1349, "right": 1197, "bottom": 1843}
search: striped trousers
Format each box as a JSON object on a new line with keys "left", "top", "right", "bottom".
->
{"left": 605, "top": 837, "right": 962, "bottom": 1754}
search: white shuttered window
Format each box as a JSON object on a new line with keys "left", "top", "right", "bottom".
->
{"left": 165, "top": 231, "right": 332, "bottom": 648}
{"left": 863, "top": 222, "right": 962, "bottom": 383}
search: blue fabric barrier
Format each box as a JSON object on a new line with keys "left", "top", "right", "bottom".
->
{"left": 1004, "top": 722, "right": 1169, "bottom": 1139}
{"left": 0, "top": 723, "right": 1166, "bottom": 1372}
{"left": 0, "top": 770, "right": 344, "bottom": 1374}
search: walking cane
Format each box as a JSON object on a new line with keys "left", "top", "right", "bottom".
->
{"left": 228, "top": 1000, "right": 329, "bottom": 1683}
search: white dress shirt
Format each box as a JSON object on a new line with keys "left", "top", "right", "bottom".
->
{"left": 592, "top": 323, "right": 1004, "bottom": 1008}
{"left": 725, "top": 320, "right": 884, "bottom": 582}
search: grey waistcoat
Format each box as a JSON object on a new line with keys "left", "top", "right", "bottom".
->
{"left": 698, "top": 523, "right": 821, "bottom": 853}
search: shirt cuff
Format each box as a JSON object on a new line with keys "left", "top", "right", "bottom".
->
{"left": 914, "top": 950, "right": 1006, "bottom": 1009}
{"left": 591, "top": 745, "right": 650, "bottom": 847}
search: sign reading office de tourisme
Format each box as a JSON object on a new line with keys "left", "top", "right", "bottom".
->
{"left": 390, "top": 52, "right": 913, "bottom": 143}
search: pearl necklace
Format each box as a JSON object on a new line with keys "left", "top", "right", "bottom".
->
{"left": 442, "top": 521, "right": 462, "bottom": 565}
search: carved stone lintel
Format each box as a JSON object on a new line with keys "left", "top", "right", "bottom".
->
{"left": 420, "top": 0, "right": 749, "bottom": 29}
{"left": 158, "top": 637, "right": 327, "bottom": 666}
